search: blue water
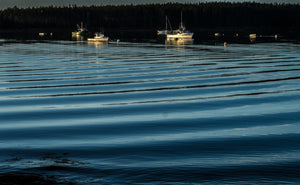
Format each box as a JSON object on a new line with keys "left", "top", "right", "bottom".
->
{"left": 1, "top": 40, "right": 300, "bottom": 184}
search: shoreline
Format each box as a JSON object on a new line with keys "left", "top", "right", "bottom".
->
{"left": 0, "top": 28, "right": 299, "bottom": 44}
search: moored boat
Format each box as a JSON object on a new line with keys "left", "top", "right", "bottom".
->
{"left": 72, "top": 22, "right": 88, "bottom": 37}
{"left": 87, "top": 33, "right": 109, "bottom": 42}
{"left": 249, "top": 34, "right": 257, "bottom": 39}
{"left": 166, "top": 12, "right": 193, "bottom": 42}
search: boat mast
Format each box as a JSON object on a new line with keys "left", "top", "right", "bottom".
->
{"left": 180, "top": 11, "right": 182, "bottom": 28}
{"left": 165, "top": 16, "right": 168, "bottom": 31}
{"left": 167, "top": 17, "right": 173, "bottom": 31}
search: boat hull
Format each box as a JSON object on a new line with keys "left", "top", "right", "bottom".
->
{"left": 87, "top": 38, "right": 109, "bottom": 42}
{"left": 166, "top": 34, "right": 194, "bottom": 41}
{"left": 72, "top": 31, "right": 88, "bottom": 37}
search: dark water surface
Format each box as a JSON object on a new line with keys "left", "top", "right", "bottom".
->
{"left": 1, "top": 40, "right": 300, "bottom": 184}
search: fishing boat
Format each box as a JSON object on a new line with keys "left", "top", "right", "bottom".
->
{"left": 166, "top": 12, "right": 193, "bottom": 42}
{"left": 157, "top": 16, "right": 172, "bottom": 35}
{"left": 72, "top": 22, "right": 88, "bottom": 37}
{"left": 87, "top": 33, "right": 109, "bottom": 42}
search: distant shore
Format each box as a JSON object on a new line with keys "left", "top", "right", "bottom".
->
{"left": 0, "top": 2, "right": 299, "bottom": 39}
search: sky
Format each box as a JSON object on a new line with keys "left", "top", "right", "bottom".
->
{"left": 1, "top": 0, "right": 300, "bottom": 9}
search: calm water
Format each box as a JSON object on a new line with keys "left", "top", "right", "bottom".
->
{"left": 1, "top": 40, "right": 300, "bottom": 184}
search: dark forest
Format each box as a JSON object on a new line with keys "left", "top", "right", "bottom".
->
{"left": 0, "top": 2, "right": 300, "bottom": 38}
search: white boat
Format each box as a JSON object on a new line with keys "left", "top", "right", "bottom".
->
{"left": 88, "top": 33, "right": 109, "bottom": 42}
{"left": 249, "top": 34, "right": 257, "bottom": 39}
{"left": 72, "top": 22, "right": 88, "bottom": 37}
{"left": 166, "top": 29, "right": 194, "bottom": 41}
{"left": 166, "top": 12, "right": 193, "bottom": 42}
{"left": 157, "top": 16, "right": 172, "bottom": 35}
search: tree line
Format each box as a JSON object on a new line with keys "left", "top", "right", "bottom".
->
{"left": 0, "top": 2, "right": 300, "bottom": 34}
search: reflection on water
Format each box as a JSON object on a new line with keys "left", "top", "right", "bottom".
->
{"left": 250, "top": 38, "right": 256, "bottom": 43}
{"left": 87, "top": 41, "right": 109, "bottom": 48}
{"left": 165, "top": 39, "right": 194, "bottom": 45}
{"left": 72, "top": 35, "right": 86, "bottom": 41}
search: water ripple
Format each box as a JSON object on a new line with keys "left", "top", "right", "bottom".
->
{"left": 1, "top": 41, "right": 300, "bottom": 184}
